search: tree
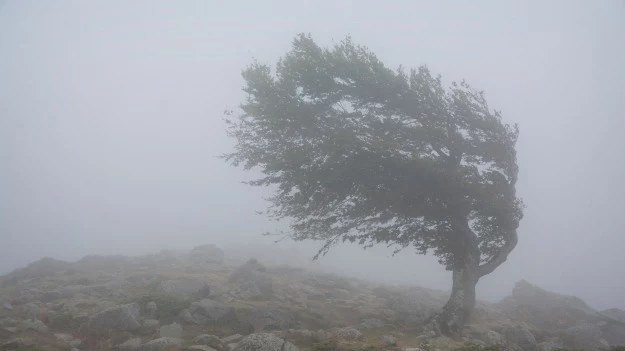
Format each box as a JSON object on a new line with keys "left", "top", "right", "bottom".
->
{"left": 224, "top": 34, "right": 523, "bottom": 335}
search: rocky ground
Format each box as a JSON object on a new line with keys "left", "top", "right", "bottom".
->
{"left": 1, "top": 245, "right": 624, "bottom": 351}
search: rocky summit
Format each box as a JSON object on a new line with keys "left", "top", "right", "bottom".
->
{"left": 0, "top": 246, "right": 623, "bottom": 351}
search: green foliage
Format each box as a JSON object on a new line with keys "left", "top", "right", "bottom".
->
{"left": 225, "top": 34, "right": 522, "bottom": 272}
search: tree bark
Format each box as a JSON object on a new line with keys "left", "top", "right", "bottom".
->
{"left": 437, "top": 254, "right": 479, "bottom": 335}
{"left": 436, "top": 217, "right": 481, "bottom": 336}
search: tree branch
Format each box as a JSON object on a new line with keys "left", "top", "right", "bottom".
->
{"left": 478, "top": 230, "right": 518, "bottom": 277}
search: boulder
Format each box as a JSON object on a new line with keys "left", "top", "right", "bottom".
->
{"left": 222, "top": 334, "right": 243, "bottom": 344}
{"left": 180, "top": 299, "right": 237, "bottom": 325}
{"left": 115, "top": 338, "right": 143, "bottom": 351}
{"left": 228, "top": 259, "right": 273, "bottom": 298}
{"left": 601, "top": 308, "right": 625, "bottom": 323}
{"left": 87, "top": 303, "right": 141, "bottom": 333}
{"left": 188, "top": 346, "right": 219, "bottom": 351}
{"left": 138, "top": 337, "right": 183, "bottom": 351}
{"left": 501, "top": 323, "right": 537, "bottom": 351}
{"left": 233, "top": 333, "right": 298, "bottom": 351}
{"left": 145, "top": 301, "right": 158, "bottom": 318}
{"left": 248, "top": 306, "right": 297, "bottom": 331}
{"left": 159, "top": 278, "right": 211, "bottom": 297}
{"left": 193, "top": 334, "right": 223, "bottom": 350}
{"left": 159, "top": 322, "right": 183, "bottom": 338}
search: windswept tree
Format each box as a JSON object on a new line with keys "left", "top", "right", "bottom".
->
{"left": 224, "top": 34, "right": 523, "bottom": 335}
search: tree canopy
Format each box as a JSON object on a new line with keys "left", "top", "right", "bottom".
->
{"left": 225, "top": 34, "right": 523, "bottom": 276}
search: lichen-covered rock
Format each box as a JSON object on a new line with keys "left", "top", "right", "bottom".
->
{"left": 159, "top": 322, "right": 183, "bottom": 338}
{"left": 193, "top": 334, "right": 223, "bottom": 350}
{"left": 138, "top": 337, "right": 183, "bottom": 351}
{"left": 189, "top": 346, "right": 219, "bottom": 351}
{"left": 180, "top": 299, "right": 237, "bottom": 325}
{"left": 222, "top": 334, "right": 243, "bottom": 344}
{"left": 233, "top": 333, "right": 298, "bottom": 351}
{"left": 501, "top": 323, "right": 537, "bottom": 351}
{"left": 229, "top": 259, "right": 273, "bottom": 298}
{"left": 87, "top": 303, "right": 141, "bottom": 333}
{"left": 115, "top": 337, "right": 143, "bottom": 351}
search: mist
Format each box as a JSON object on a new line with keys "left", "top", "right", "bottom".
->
{"left": 1, "top": 0, "right": 624, "bottom": 314}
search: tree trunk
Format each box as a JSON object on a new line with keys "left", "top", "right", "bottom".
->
{"left": 437, "top": 244, "right": 480, "bottom": 336}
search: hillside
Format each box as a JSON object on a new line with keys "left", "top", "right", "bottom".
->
{"left": 0, "top": 245, "right": 624, "bottom": 351}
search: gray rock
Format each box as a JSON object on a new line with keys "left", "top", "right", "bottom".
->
{"left": 145, "top": 301, "right": 158, "bottom": 318}
{"left": 180, "top": 299, "right": 237, "bottom": 325}
{"left": 115, "top": 338, "right": 143, "bottom": 351}
{"left": 502, "top": 324, "right": 537, "bottom": 351}
{"left": 228, "top": 259, "right": 273, "bottom": 298}
{"left": 142, "top": 319, "right": 160, "bottom": 332}
{"left": 159, "top": 322, "right": 183, "bottom": 338}
{"left": 248, "top": 306, "right": 296, "bottom": 331}
{"left": 159, "top": 278, "right": 210, "bottom": 297}
{"left": 55, "top": 333, "right": 81, "bottom": 348}
{"left": 193, "top": 334, "right": 223, "bottom": 350}
{"left": 189, "top": 346, "right": 219, "bottom": 351}
{"left": 601, "top": 308, "right": 625, "bottom": 323}
{"left": 222, "top": 334, "right": 243, "bottom": 344}
{"left": 3, "top": 302, "right": 13, "bottom": 311}
{"left": 381, "top": 335, "right": 397, "bottom": 346}
{"left": 233, "top": 333, "right": 298, "bottom": 351}
{"left": 87, "top": 303, "right": 141, "bottom": 333}
{"left": 562, "top": 322, "right": 609, "bottom": 350}
{"left": 17, "top": 319, "right": 48, "bottom": 333}
{"left": 138, "top": 337, "right": 183, "bottom": 351}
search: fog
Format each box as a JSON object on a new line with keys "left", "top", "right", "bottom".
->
{"left": 1, "top": 1, "right": 624, "bottom": 311}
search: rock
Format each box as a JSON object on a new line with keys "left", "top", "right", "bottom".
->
{"left": 498, "top": 280, "right": 597, "bottom": 331}
{"left": 193, "top": 334, "right": 223, "bottom": 350}
{"left": 55, "top": 333, "right": 82, "bottom": 348}
{"left": 159, "top": 322, "right": 183, "bottom": 338}
{"left": 189, "top": 346, "right": 219, "bottom": 351}
{"left": 17, "top": 319, "right": 48, "bottom": 333}
{"left": 222, "top": 334, "right": 243, "bottom": 344}
{"left": 381, "top": 335, "right": 397, "bottom": 346}
{"left": 159, "top": 278, "right": 210, "bottom": 297}
{"left": 115, "top": 338, "right": 143, "bottom": 351}
{"left": 248, "top": 306, "right": 296, "bottom": 331}
{"left": 3, "top": 302, "right": 13, "bottom": 311}
{"left": 284, "top": 329, "right": 315, "bottom": 342}
{"left": 87, "top": 303, "right": 141, "bottom": 333}
{"left": 601, "top": 308, "right": 625, "bottom": 323}
{"left": 142, "top": 319, "right": 160, "bottom": 333}
{"left": 483, "top": 330, "right": 505, "bottom": 346}
{"left": 501, "top": 324, "right": 537, "bottom": 351}
{"left": 228, "top": 259, "right": 273, "bottom": 298}
{"left": 180, "top": 299, "right": 237, "bottom": 325}
{"left": 331, "top": 327, "right": 363, "bottom": 341}
{"left": 561, "top": 322, "right": 609, "bottom": 350}
{"left": 189, "top": 244, "right": 225, "bottom": 264}
{"left": 233, "top": 333, "right": 298, "bottom": 351}
{"left": 139, "top": 337, "right": 183, "bottom": 351}
{"left": 145, "top": 301, "right": 158, "bottom": 318}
